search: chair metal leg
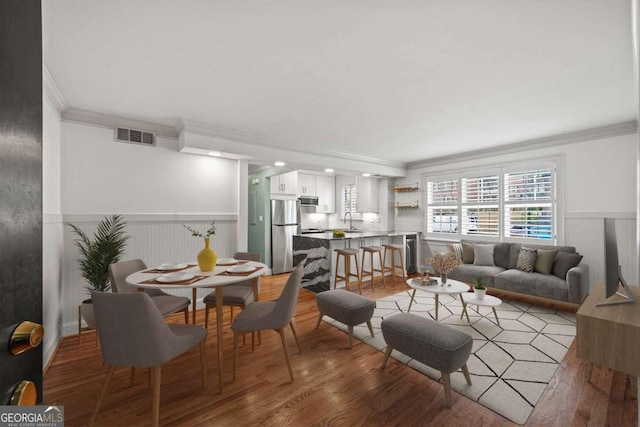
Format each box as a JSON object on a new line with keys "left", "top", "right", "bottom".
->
{"left": 289, "top": 321, "right": 301, "bottom": 353}
{"left": 200, "top": 341, "right": 207, "bottom": 389}
{"left": 277, "top": 328, "right": 294, "bottom": 381}
{"left": 89, "top": 365, "right": 116, "bottom": 427}
{"left": 152, "top": 365, "right": 162, "bottom": 427}
{"left": 381, "top": 346, "right": 393, "bottom": 368}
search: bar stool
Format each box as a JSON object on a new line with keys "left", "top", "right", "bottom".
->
{"left": 383, "top": 243, "right": 406, "bottom": 286}
{"left": 361, "top": 246, "right": 385, "bottom": 290}
{"left": 334, "top": 248, "right": 362, "bottom": 294}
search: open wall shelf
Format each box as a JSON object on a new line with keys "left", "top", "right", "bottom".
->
{"left": 393, "top": 183, "right": 419, "bottom": 192}
{"left": 392, "top": 201, "right": 420, "bottom": 209}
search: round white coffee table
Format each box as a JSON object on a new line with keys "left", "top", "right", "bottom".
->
{"left": 460, "top": 293, "right": 502, "bottom": 326}
{"left": 406, "top": 278, "right": 470, "bottom": 320}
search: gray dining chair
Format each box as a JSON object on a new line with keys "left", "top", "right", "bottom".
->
{"left": 109, "top": 259, "right": 191, "bottom": 323}
{"left": 89, "top": 292, "right": 207, "bottom": 427}
{"left": 203, "top": 252, "right": 262, "bottom": 328}
{"left": 232, "top": 263, "right": 304, "bottom": 382}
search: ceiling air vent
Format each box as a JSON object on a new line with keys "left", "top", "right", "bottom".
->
{"left": 114, "top": 127, "right": 156, "bottom": 147}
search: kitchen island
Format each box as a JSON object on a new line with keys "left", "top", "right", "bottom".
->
{"left": 293, "top": 231, "right": 418, "bottom": 293}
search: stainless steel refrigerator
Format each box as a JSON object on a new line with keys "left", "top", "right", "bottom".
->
{"left": 271, "top": 199, "right": 301, "bottom": 274}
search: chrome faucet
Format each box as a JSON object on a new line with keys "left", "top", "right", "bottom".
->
{"left": 344, "top": 211, "right": 354, "bottom": 230}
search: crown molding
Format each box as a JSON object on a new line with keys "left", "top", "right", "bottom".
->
{"left": 42, "top": 65, "right": 67, "bottom": 116}
{"left": 61, "top": 108, "right": 179, "bottom": 139}
{"left": 407, "top": 121, "right": 638, "bottom": 170}
{"left": 177, "top": 118, "right": 406, "bottom": 170}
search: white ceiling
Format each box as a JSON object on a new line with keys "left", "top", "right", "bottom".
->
{"left": 43, "top": 0, "right": 635, "bottom": 167}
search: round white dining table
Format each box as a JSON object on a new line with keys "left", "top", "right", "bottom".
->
{"left": 126, "top": 260, "right": 268, "bottom": 392}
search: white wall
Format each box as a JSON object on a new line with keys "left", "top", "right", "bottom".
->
{"left": 42, "top": 96, "right": 63, "bottom": 366}
{"left": 399, "top": 133, "right": 638, "bottom": 289}
{"left": 59, "top": 121, "right": 242, "bottom": 336}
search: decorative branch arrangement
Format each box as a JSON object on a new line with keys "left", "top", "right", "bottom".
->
{"left": 183, "top": 221, "right": 217, "bottom": 238}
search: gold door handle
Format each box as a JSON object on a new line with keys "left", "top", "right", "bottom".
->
{"left": 9, "top": 380, "right": 37, "bottom": 405}
{"left": 9, "top": 321, "right": 44, "bottom": 355}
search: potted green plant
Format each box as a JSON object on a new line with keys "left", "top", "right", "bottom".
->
{"left": 69, "top": 214, "right": 129, "bottom": 328}
{"left": 474, "top": 276, "right": 486, "bottom": 300}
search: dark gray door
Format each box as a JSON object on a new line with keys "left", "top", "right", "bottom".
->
{"left": 0, "top": 0, "right": 44, "bottom": 404}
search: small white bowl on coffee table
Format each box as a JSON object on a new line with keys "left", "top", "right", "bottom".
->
{"left": 460, "top": 293, "right": 502, "bottom": 326}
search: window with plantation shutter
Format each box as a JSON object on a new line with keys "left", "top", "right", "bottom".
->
{"left": 424, "top": 160, "right": 557, "bottom": 242}
{"left": 461, "top": 173, "right": 499, "bottom": 236}
{"left": 340, "top": 184, "right": 362, "bottom": 220}
{"left": 426, "top": 177, "right": 458, "bottom": 234}
{"left": 504, "top": 167, "right": 554, "bottom": 240}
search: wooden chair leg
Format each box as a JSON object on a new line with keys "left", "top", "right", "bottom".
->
{"left": 289, "top": 321, "right": 301, "bottom": 353}
{"left": 277, "top": 328, "right": 294, "bottom": 381}
{"left": 230, "top": 306, "right": 234, "bottom": 323}
{"left": 461, "top": 364, "right": 472, "bottom": 385}
{"left": 152, "top": 365, "right": 162, "bottom": 427}
{"left": 366, "top": 320, "right": 375, "bottom": 338}
{"left": 90, "top": 365, "right": 115, "bottom": 427}
{"left": 129, "top": 367, "right": 136, "bottom": 386}
{"left": 233, "top": 331, "right": 239, "bottom": 381}
{"left": 200, "top": 341, "right": 207, "bottom": 389}
{"left": 355, "top": 255, "right": 362, "bottom": 294}
{"left": 378, "top": 251, "right": 386, "bottom": 288}
{"left": 204, "top": 305, "right": 209, "bottom": 329}
{"left": 315, "top": 312, "right": 323, "bottom": 329}
{"left": 347, "top": 325, "right": 354, "bottom": 349}
{"left": 441, "top": 372, "right": 452, "bottom": 408}
{"left": 381, "top": 346, "right": 393, "bottom": 368}
{"left": 183, "top": 307, "right": 189, "bottom": 324}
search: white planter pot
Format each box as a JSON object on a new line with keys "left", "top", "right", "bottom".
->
{"left": 80, "top": 299, "right": 97, "bottom": 329}
{"left": 474, "top": 288, "right": 486, "bottom": 300}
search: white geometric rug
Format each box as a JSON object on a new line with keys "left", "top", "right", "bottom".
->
{"left": 321, "top": 290, "right": 576, "bottom": 425}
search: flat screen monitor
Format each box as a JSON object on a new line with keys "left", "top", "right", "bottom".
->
{"left": 597, "top": 218, "right": 636, "bottom": 306}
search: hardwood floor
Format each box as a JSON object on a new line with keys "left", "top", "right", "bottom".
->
{"left": 44, "top": 274, "right": 637, "bottom": 426}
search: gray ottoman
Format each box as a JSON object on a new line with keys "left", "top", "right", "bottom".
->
{"left": 381, "top": 313, "right": 473, "bottom": 407}
{"left": 315, "top": 289, "right": 376, "bottom": 348}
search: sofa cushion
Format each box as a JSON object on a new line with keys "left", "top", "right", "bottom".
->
{"left": 552, "top": 252, "right": 583, "bottom": 279}
{"left": 447, "top": 243, "right": 463, "bottom": 262}
{"left": 448, "top": 264, "right": 505, "bottom": 286}
{"left": 534, "top": 249, "right": 557, "bottom": 275}
{"left": 494, "top": 269, "right": 568, "bottom": 301}
{"left": 462, "top": 243, "right": 474, "bottom": 264}
{"left": 516, "top": 247, "right": 537, "bottom": 273}
{"left": 509, "top": 243, "right": 576, "bottom": 269}
{"left": 474, "top": 244, "right": 495, "bottom": 266}
{"left": 462, "top": 240, "right": 510, "bottom": 269}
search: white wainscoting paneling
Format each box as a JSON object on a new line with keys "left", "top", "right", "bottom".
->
{"left": 61, "top": 215, "right": 238, "bottom": 336}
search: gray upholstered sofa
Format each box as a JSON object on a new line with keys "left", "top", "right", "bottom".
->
{"left": 446, "top": 240, "right": 589, "bottom": 305}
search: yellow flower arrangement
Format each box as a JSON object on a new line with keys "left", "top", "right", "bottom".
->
{"left": 426, "top": 252, "right": 461, "bottom": 275}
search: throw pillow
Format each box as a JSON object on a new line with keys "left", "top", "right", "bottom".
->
{"left": 447, "top": 243, "right": 463, "bottom": 262}
{"left": 462, "top": 242, "right": 475, "bottom": 264}
{"left": 552, "top": 251, "right": 583, "bottom": 279}
{"left": 517, "top": 247, "right": 538, "bottom": 273}
{"left": 473, "top": 244, "right": 495, "bottom": 266}
{"left": 534, "top": 249, "right": 558, "bottom": 275}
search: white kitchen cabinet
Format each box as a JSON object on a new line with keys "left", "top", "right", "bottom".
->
{"left": 298, "top": 173, "right": 316, "bottom": 196}
{"left": 270, "top": 171, "right": 298, "bottom": 195}
{"left": 356, "top": 176, "right": 379, "bottom": 213}
{"left": 316, "top": 175, "right": 335, "bottom": 213}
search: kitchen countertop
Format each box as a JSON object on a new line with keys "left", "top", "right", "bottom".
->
{"left": 295, "top": 230, "right": 418, "bottom": 240}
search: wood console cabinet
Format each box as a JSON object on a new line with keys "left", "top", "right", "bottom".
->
{"left": 576, "top": 284, "right": 640, "bottom": 377}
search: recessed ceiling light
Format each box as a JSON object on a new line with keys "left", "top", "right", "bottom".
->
{"left": 274, "top": 161, "right": 285, "bottom": 167}
{"left": 208, "top": 151, "right": 222, "bottom": 157}
{"left": 362, "top": 173, "right": 371, "bottom": 177}
{"left": 324, "top": 168, "right": 334, "bottom": 173}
